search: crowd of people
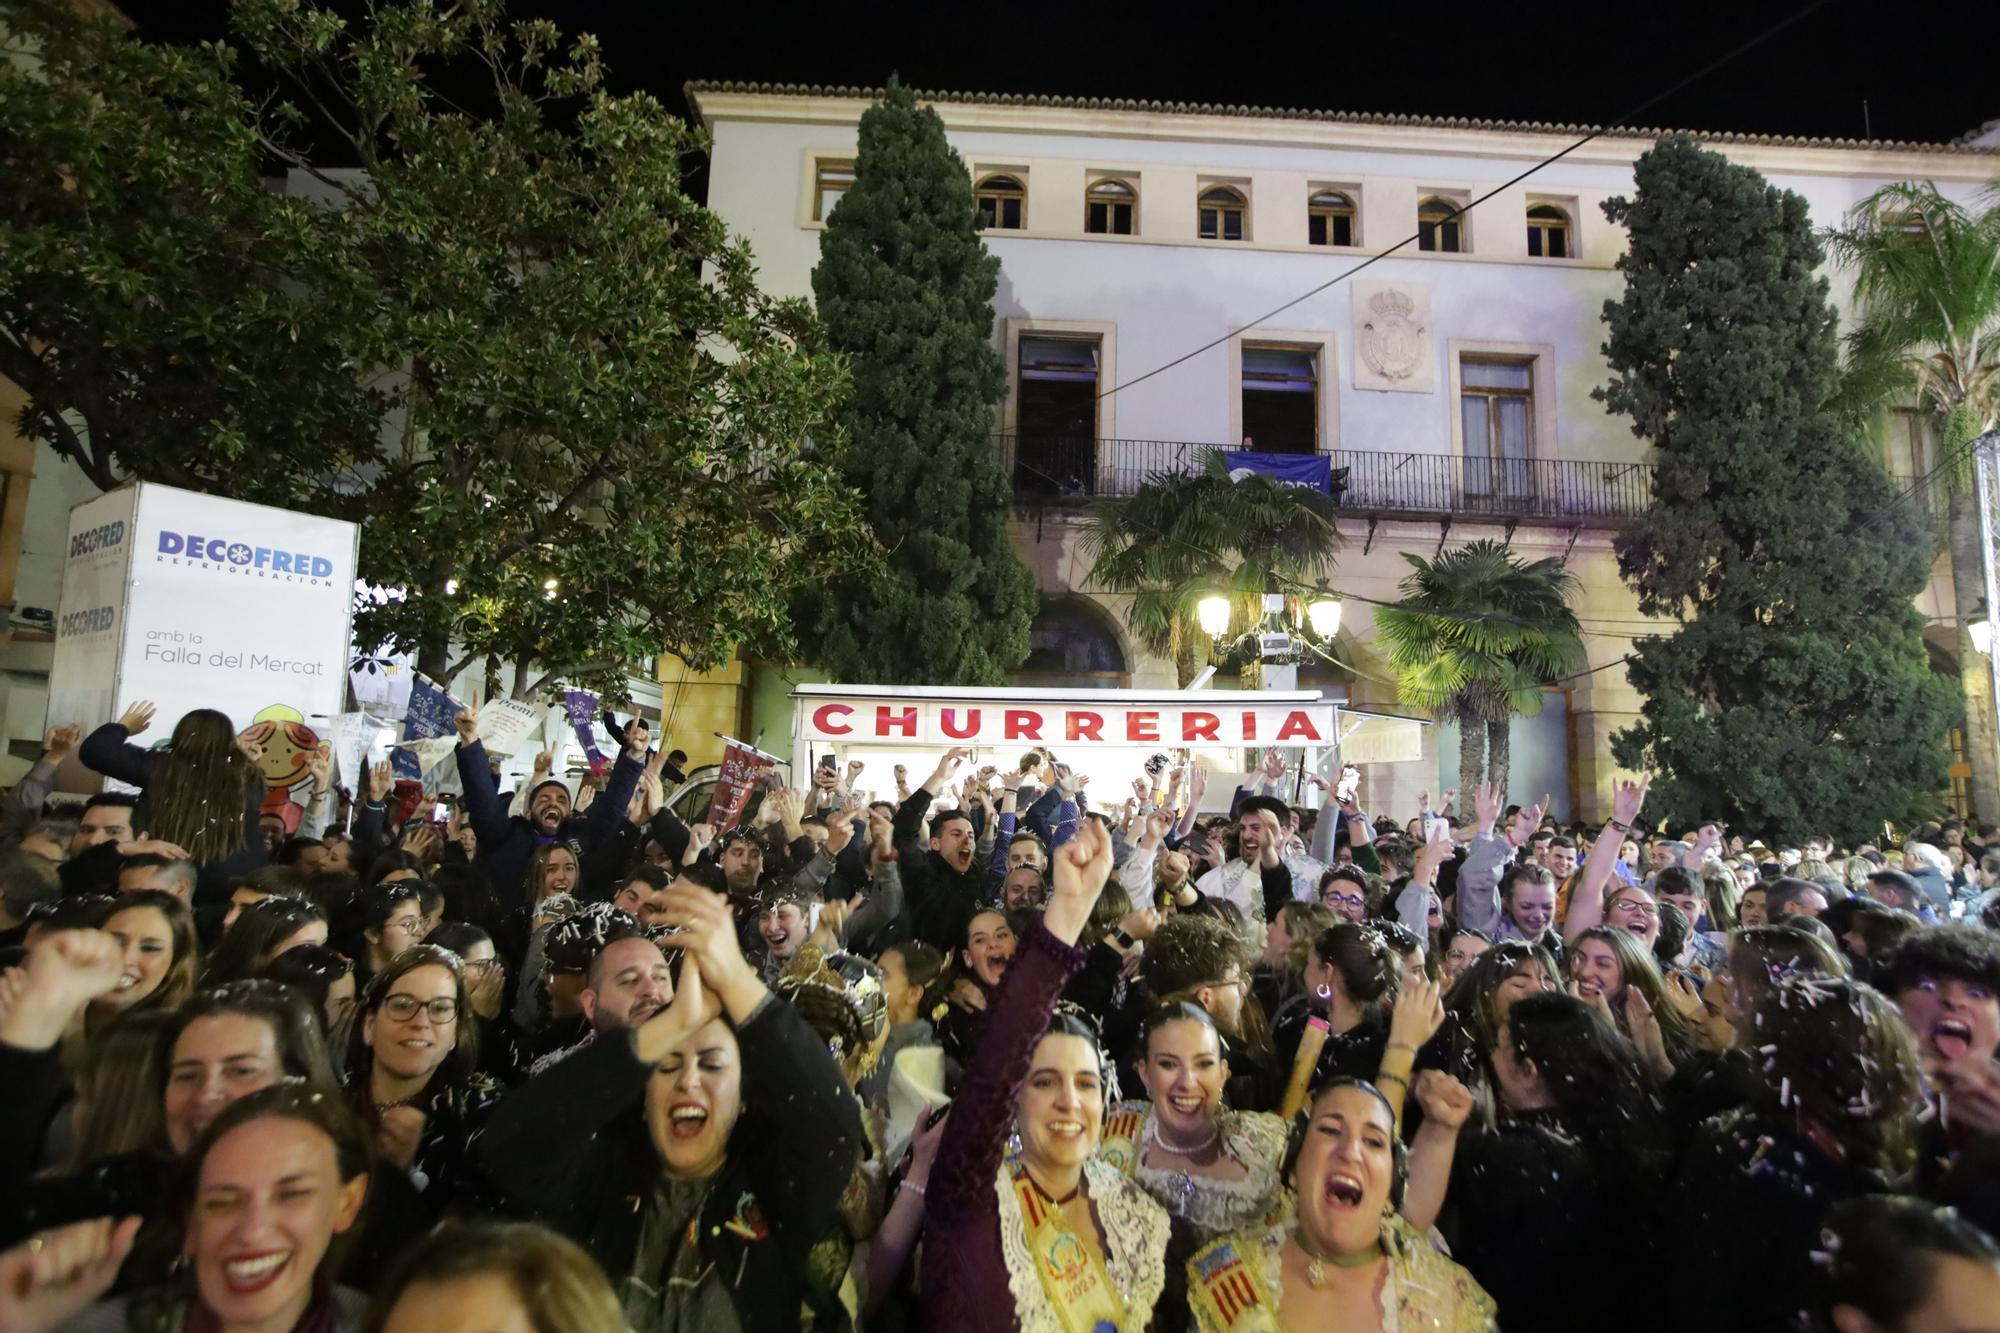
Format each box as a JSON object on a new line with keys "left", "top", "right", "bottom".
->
{"left": 1, "top": 705, "right": 1998, "bottom": 1332}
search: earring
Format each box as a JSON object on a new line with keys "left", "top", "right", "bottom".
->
{"left": 1315, "top": 983, "right": 1332, "bottom": 1000}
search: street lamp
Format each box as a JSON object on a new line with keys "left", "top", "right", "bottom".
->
{"left": 1970, "top": 604, "right": 1993, "bottom": 655}
{"left": 1306, "top": 593, "right": 1343, "bottom": 640}
{"left": 1196, "top": 594, "right": 1232, "bottom": 639}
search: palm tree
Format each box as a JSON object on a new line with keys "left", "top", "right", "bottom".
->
{"left": 1826, "top": 181, "right": 2000, "bottom": 819}
{"left": 1374, "top": 540, "right": 1584, "bottom": 795}
{"left": 1081, "top": 453, "right": 1340, "bottom": 687}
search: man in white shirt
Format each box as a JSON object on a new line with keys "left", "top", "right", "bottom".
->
{"left": 1195, "top": 795, "right": 1324, "bottom": 921}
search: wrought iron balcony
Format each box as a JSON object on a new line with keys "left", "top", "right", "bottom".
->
{"left": 996, "top": 434, "right": 1656, "bottom": 526}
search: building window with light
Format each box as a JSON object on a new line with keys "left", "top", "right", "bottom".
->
{"left": 1240, "top": 345, "right": 1319, "bottom": 454}
{"left": 813, "top": 158, "right": 855, "bottom": 223}
{"left": 1086, "top": 178, "right": 1137, "bottom": 235}
{"left": 1526, "top": 203, "right": 1572, "bottom": 258}
{"left": 1198, "top": 185, "right": 1247, "bottom": 241}
{"left": 975, "top": 173, "right": 1026, "bottom": 230}
{"left": 1308, "top": 189, "right": 1357, "bottom": 247}
{"left": 1418, "top": 195, "right": 1464, "bottom": 253}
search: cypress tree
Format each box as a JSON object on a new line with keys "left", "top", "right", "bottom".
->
{"left": 802, "top": 80, "right": 1038, "bottom": 684}
{"left": 1599, "top": 136, "right": 1957, "bottom": 844}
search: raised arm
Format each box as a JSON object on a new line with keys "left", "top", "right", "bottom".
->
{"left": 927, "top": 820, "right": 1112, "bottom": 1219}
{"left": 1454, "top": 784, "right": 1512, "bottom": 939}
{"left": 1, "top": 726, "right": 78, "bottom": 843}
{"left": 1402, "top": 1071, "right": 1475, "bottom": 1231}
{"left": 77, "top": 702, "right": 161, "bottom": 789}
{"left": 453, "top": 705, "right": 510, "bottom": 844}
{"left": 1565, "top": 776, "right": 1649, "bottom": 944}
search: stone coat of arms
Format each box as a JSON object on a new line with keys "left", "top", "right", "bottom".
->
{"left": 1359, "top": 289, "right": 1426, "bottom": 381}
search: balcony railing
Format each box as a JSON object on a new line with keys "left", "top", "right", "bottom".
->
{"left": 996, "top": 434, "right": 1656, "bottom": 526}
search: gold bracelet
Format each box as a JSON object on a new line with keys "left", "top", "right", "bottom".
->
{"left": 1375, "top": 1071, "right": 1409, "bottom": 1089}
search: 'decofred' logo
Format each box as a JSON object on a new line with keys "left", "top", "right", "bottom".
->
{"left": 69, "top": 520, "right": 126, "bottom": 557}
{"left": 157, "top": 531, "right": 336, "bottom": 585}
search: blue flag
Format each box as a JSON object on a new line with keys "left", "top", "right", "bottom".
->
{"left": 395, "top": 674, "right": 463, "bottom": 781}
{"left": 1224, "top": 451, "right": 1332, "bottom": 494}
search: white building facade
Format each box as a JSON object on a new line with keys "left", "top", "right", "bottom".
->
{"left": 690, "top": 84, "right": 1999, "bottom": 822}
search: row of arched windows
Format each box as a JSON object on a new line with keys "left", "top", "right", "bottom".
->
{"left": 969, "top": 173, "right": 1575, "bottom": 257}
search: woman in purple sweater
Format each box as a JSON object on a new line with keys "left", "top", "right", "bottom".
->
{"left": 920, "top": 819, "right": 1170, "bottom": 1333}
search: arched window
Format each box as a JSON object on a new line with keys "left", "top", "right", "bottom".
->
{"left": 1526, "top": 203, "right": 1572, "bottom": 259}
{"left": 1016, "top": 598, "right": 1130, "bottom": 686}
{"left": 974, "top": 173, "right": 1026, "bottom": 230}
{"left": 1085, "top": 178, "right": 1137, "bottom": 235}
{"left": 1199, "top": 185, "right": 1248, "bottom": 241}
{"left": 1418, "top": 196, "right": 1463, "bottom": 253}
{"left": 1308, "top": 189, "right": 1357, "bottom": 247}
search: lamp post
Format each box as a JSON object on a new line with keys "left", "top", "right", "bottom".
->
{"left": 1974, "top": 432, "right": 2000, "bottom": 819}
{"left": 1195, "top": 577, "right": 1345, "bottom": 691}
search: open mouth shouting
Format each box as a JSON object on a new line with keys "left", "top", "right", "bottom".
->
{"left": 1931, "top": 1020, "right": 1973, "bottom": 1063}
{"left": 221, "top": 1248, "right": 293, "bottom": 1296}
{"left": 668, "top": 1102, "right": 710, "bottom": 1140}
{"left": 1324, "top": 1171, "right": 1366, "bottom": 1209}
{"left": 1167, "top": 1093, "right": 1206, "bottom": 1117}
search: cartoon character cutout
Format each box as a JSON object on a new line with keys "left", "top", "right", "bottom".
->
{"left": 238, "top": 703, "right": 329, "bottom": 837}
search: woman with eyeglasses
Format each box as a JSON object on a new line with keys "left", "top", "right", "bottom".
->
{"left": 345, "top": 944, "right": 500, "bottom": 1220}
{"left": 425, "top": 921, "right": 529, "bottom": 1084}
{"left": 355, "top": 882, "right": 427, "bottom": 988}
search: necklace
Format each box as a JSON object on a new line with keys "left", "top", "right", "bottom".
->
{"left": 1145, "top": 1113, "right": 1221, "bottom": 1157}
{"left": 1293, "top": 1230, "right": 1382, "bottom": 1288}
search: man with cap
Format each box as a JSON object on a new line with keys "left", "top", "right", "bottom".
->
{"left": 453, "top": 701, "right": 646, "bottom": 912}
{"left": 529, "top": 915, "right": 674, "bottom": 1074}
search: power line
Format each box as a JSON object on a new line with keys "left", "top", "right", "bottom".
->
{"left": 1094, "top": 0, "right": 1836, "bottom": 404}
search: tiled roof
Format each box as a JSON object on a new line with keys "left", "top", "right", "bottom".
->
{"left": 685, "top": 81, "right": 2000, "bottom": 156}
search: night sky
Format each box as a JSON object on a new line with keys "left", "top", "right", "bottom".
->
{"left": 113, "top": 0, "right": 2000, "bottom": 165}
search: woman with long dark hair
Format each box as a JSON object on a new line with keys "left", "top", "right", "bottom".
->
{"left": 920, "top": 820, "right": 1169, "bottom": 1333}
{"left": 345, "top": 944, "right": 499, "bottom": 1218}
{"left": 1566, "top": 924, "right": 1701, "bottom": 1080}
{"left": 1671, "top": 976, "right": 1924, "bottom": 1332}
{"left": 63, "top": 1083, "right": 373, "bottom": 1331}
{"left": 477, "top": 857, "right": 866, "bottom": 1331}
{"left": 1403, "top": 992, "right": 1667, "bottom": 1331}
{"left": 204, "top": 896, "right": 329, "bottom": 985}
{"left": 80, "top": 702, "right": 268, "bottom": 891}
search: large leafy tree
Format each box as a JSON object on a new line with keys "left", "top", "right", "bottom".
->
{"left": 1081, "top": 454, "right": 1341, "bottom": 687}
{"left": 1825, "top": 181, "right": 2000, "bottom": 819}
{"left": 1, "top": 0, "right": 874, "bottom": 699}
{"left": 1600, "top": 136, "right": 1956, "bottom": 843}
{"left": 801, "top": 79, "right": 1037, "bottom": 684}
{"left": 1373, "top": 539, "right": 1583, "bottom": 795}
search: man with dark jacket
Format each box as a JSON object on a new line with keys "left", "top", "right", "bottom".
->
{"left": 895, "top": 747, "right": 986, "bottom": 951}
{"left": 454, "top": 703, "right": 644, "bottom": 912}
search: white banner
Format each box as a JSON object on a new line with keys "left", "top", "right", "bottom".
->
{"left": 797, "top": 695, "right": 1337, "bottom": 748}
{"left": 48, "top": 483, "right": 359, "bottom": 825}
{"left": 474, "top": 697, "right": 546, "bottom": 757}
